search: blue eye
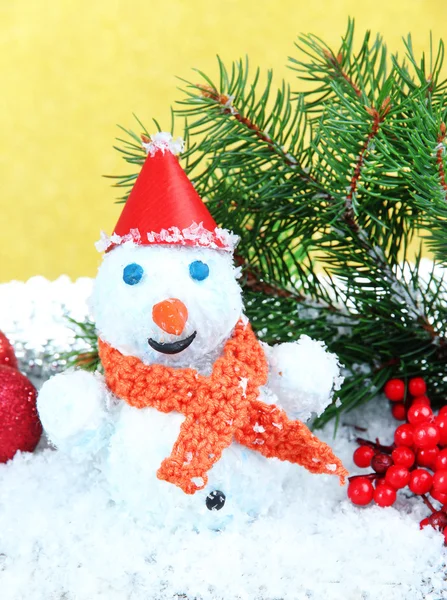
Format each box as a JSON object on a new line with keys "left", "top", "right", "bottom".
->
{"left": 123, "top": 263, "right": 144, "bottom": 285}
{"left": 189, "top": 260, "right": 209, "bottom": 281}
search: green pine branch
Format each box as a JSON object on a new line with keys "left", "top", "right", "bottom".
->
{"left": 73, "top": 19, "right": 447, "bottom": 427}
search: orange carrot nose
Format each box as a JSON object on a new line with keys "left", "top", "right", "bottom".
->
{"left": 152, "top": 298, "right": 188, "bottom": 335}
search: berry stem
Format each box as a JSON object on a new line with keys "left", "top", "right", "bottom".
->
{"left": 403, "top": 386, "right": 411, "bottom": 420}
{"left": 348, "top": 473, "right": 380, "bottom": 483}
{"left": 421, "top": 494, "right": 437, "bottom": 514}
{"left": 356, "top": 437, "right": 394, "bottom": 454}
{"left": 343, "top": 423, "right": 368, "bottom": 432}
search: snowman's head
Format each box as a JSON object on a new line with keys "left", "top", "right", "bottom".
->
{"left": 90, "top": 243, "right": 244, "bottom": 367}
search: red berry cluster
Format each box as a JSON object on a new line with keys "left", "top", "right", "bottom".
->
{"left": 347, "top": 377, "right": 447, "bottom": 542}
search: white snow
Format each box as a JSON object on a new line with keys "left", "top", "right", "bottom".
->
{"left": 142, "top": 131, "right": 185, "bottom": 157}
{"left": 37, "top": 369, "right": 114, "bottom": 458}
{"left": 0, "top": 275, "right": 93, "bottom": 386}
{"left": 266, "top": 335, "right": 343, "bottom": 422}
{"left": 239, "top": 376, "right": 249, "bottom": 397}
{"left": 95, "top": 228, "right": 142, "bottom": 252}
{"left": 96, "top": 222, "right": 239, "bottom": 253}
{"left": 0, "top": 395, "right": 445, "bottom": 599}
{"left": 0, "top": 277, "right": 446, "bottom": 599}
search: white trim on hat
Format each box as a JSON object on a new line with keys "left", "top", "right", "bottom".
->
{"left": 142, "top": 132, "right": 185, "bottom": 157}
{"left": 95, "top": 222, "right": 239, "bottom": 253}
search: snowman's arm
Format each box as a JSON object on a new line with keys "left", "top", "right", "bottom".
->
{"left": 261, "top": 336, "right": 343, "bottom": 422}
{"left": 37, "top": 369, "right": 116, "bottom": 458}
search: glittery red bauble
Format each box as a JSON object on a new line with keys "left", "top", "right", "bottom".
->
{"left": 0, "top": 365, "right": 42, "bottom": 463}
{"left": 0, "top": 331, "right": 18, "bottom": 370}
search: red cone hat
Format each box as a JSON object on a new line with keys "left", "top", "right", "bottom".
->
{"left": 97, "top": 133, "right": 236, "bottom": 253}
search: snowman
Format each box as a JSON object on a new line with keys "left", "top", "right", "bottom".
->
{"left": 37, "top": 133, "right": 347, "bottom": 530}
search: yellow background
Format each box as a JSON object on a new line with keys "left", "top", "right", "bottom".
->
{"left": 1, "top": 0, "right": 446, "bottom": 282}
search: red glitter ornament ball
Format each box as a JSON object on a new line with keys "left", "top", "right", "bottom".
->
{"left": 0, "top": 365, "right": 42, "bottom": 462}
{"left": 0, "top": 331, "right": 18, "bottom": 370}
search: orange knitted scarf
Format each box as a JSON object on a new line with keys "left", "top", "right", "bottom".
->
{"left": 99, "top": 321, "right": 347, "bottom": 494}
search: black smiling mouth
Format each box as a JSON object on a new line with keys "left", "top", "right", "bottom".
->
{"left": 148, "top": 331, "right": 197, "bottom": 354}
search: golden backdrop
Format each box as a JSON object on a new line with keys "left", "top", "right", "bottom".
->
{"left": 1, "top": 0, "right": 446, "bottom": 282}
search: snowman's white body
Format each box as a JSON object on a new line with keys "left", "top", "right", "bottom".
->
{"left": 38, "top": 243, "right": 342, "bottom": 529}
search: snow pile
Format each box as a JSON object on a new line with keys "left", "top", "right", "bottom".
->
{"left": 0, "top": 276, "right": 92, "bottom": 345}
{"left": 0, "top": 400, "right": 445, "bottom": 600}
{"left": 266, "top": 335, "right": 343, "bottom": 421}
{"left": 0, "top": 278, "right": 446, "bottom": 600}
{"left": 0, "top": 276, "right": 93, "bottom": 386}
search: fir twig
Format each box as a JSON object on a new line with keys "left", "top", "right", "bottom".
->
{"left": 436, "top": 122, "right": 447, "bottom": 194}
{"left": 198, "top": 84, "right": 300, "bottom": 169}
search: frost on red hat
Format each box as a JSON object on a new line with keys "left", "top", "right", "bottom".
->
{"left": 96, "top": 133, "right": 237, "bottom": 253}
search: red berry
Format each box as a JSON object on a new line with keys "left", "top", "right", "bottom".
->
{"left": 375, "top": 478, "right": 387, "bottom": 488}
{"left": 412, "top": 395, "right": 431, "bottom": 407}
{"left": 413, "top": 423, "right": 440, "bottom": 449}
{"left": 394, "top": 424, "right": 414, "bottom": 447}
{"left": 408, "top": 377, "right": 427, "bottom": 397}
{"left": 435, "top": 449, "right": 447, "bottom": 471}
{"left": 420, "top": 517, "right": 430, "bottom": 530}
{"left": 392, "top": 446, "right": 415, "bottom": 468}
{"left": 430, "top": 488, "right": 447, "bottom": 504}
{"left": 433, "top": 470, "right": 447, "bottom": 494}
{"left": 435, "top": 415, "right": 447, "bottom": 446}
{"left": 347, "top": 477, "right": 374, "bottom": 506}
{"left": 353, "top": 446, "right": 375, "bottom": 468}
{"left": 384, "top": 379, "right": 405, "bottom": 402}
{"left": 371, "top": 453, "right": 393, "bottom": 474}
{"left": 373, "top": 484, "right": 396, "bottom": 507}
{"left": 444, "top": 526, "right": 447, "bottom": 544}
{"left": 391, "top": 403, "right": 406, "bottom": 421}
{"left": 409, "top": 469, "right": 433, "bottom": 495}
{"left": 417, "top": 446, "right": 439, "bottom": 469}
{"left": 439, "top": 406, "right": 447, "bottom": 417}
{"left": 428, "top": 511, "right": 447, "bottom": 530}
{"left": 385, "top": 465, "right": 410, "bottom": 489}
{"left": 407, "top": 403, "right": 433, "bottom": 425}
